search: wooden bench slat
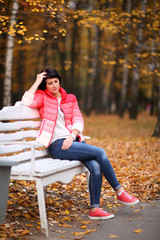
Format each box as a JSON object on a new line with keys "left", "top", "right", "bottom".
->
{"left": 11, "top": 158, "right": 83, "bottom": 177}
{"left": 0, "top": 142, "right": 44, "bottom": 154}
{"left": 0, "top": 121, "right": 41, "bottom": 131}
{"left": 0, "top": 149, "right": 48, "bottom": 163}
{"left": 0, "top": 130, "right": 38, "bottom": 142}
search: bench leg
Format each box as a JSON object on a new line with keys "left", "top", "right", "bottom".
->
{"left": 36, "top": 180, "right": 49, "bottom": 237}
{"left": 0, "top": 166, "right": 11, "bottom": 224}
{"left": 85, "top": 171, "right": 90, "bottom": 202}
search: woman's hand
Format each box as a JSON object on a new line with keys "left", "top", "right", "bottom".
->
{"left": 27, "top": 72, "right": 47, "bottom": 95}
{"left": 35, "top": 72, "right": 47, "bottom": 85}
{"left": 62, "top": 136, "right": 74, "bottom": 150}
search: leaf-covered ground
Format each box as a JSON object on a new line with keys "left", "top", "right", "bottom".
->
{"left": 0, "top": 112, "right": 159, "bottom": 239}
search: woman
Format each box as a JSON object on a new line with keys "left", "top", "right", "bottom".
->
{"left": 22, "top": 67, "right": 139, "bottom": 220}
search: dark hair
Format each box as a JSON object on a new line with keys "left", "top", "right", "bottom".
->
{"left": 38, "top": 67, "right": 62, "bottom": 90}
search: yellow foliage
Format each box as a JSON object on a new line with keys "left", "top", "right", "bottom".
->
{"left": 134, "top": 228, "right": 143, "bottom": 233}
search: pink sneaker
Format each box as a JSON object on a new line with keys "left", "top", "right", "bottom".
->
{"left": 117, "top": 190, "right": 139, "bottom": 206}
{"left": 89, "top": 208, "right": 115, "bottom": 220}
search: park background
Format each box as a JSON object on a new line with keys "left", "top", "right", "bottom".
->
{"left": 0, "top": 0, "right": 160, "bottom": 136}
{"left": 0, "top": 0, "right": 160, "bottom": 239}
{"left": 0, "top": 0, "right": 160, "bottom": 238}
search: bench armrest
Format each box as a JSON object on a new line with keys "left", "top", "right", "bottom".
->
{"left": 0, "top": 141, "right": 44, "bottom": 175}
{"left": 0, "top": 160, "right": 17, "bottom": 166}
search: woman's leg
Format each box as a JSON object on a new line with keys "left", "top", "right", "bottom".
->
{"left": 48, "top": 140, "right": 121, "bottom": 204}
{"left": 83, "top": 160, "right": 102, "bottom": 208}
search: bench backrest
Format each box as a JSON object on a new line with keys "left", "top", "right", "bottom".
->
{"left": 0, "top": 102, "right": 47, "bottom": 165}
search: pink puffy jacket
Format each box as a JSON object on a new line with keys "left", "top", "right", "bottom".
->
{"left": 22, "top": 87, "right": 84, "bottom": 147}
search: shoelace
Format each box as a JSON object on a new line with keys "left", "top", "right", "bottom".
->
{"left": 124, "top": 191, "right": 133, "bottom": 199}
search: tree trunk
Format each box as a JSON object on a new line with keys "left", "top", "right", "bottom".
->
{"left": 152, "top": 86, "right": 160, "bottom": 137}
{"left": 87, "top": 25, "right": 99, "bottom": 114}
{"left": 129, "top": 0, "right": 147, "bottom": 119}
{"left": 150, "top": 0, "right": 157, "bottom": 116}
{"left": 119, "top": 0, "right": 132, "bottom": 118}
{"left": 71, "top": 19, "right": 78, "bottom": 93}
{"left": 152, "top": 0, "right": 160, "bottom": 137}
{"left": 3, "top": 0, "right": 19, "bottom": 106}
{"left": 108, "top": 53, "right": 120, "bottom": 114}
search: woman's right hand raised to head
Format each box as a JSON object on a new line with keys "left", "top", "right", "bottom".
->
{"left": 35, "top": 71, "right": 47, "bottom": 85}
{"left": 27, "top": 71, "right": 47, "bottom": 95}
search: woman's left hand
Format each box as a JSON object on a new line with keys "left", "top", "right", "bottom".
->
{"left": 62, "top": 136, "right": 74, "bottom": 150}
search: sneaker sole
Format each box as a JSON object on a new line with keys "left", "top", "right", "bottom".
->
{"left": 88, "top": 214, "right": 115, "bottom": 220}
{"left": 118, "top": 199, "right": 139, "bottom": 206}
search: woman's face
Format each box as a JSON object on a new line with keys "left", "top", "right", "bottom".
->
{"left": 46, "top": 78, "right": 60, "bottom": 97}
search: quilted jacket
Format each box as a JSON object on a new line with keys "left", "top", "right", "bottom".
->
{"left": 22, "top": 87, "right": 84, "bottom": 147}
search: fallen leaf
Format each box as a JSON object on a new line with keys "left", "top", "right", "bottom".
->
{"left": 72, "top": 229, "right": 96, "bottom": 236}
{"left": 80, "top": 225, "right": 87, "bottom": 229}
{"left": 20, "top": 229, "right": 30, "bottom": 235}
{"left": 109, "top": 234, "right": 118, "bottom": 238}
{"left": 81, "top": 220, "right": 91, "bottom": 224}
{"left": 134, "top": 228, "right": 143, "bottom": 233}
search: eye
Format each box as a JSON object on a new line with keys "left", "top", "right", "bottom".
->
{"left": 48, "top": 82, "right": 53, "bottom": 85}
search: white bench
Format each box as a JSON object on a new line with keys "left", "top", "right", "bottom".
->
{"left": 0, "top": 101, "right": 89, "bottom": 237}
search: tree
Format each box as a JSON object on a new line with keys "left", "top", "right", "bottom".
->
{"left": 152, "top": 0, "right": 160, "bottom": 137}
{"left": 129, "top": 0, "right": 147, "bottom": 118}
{"left": 119, "top": 0, "right": 132, "bottom": 117}
{"left": 3, "top": 0, "right": 19, "bottom": 106}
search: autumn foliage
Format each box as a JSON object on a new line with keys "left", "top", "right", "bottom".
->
{"left": 0, "top": 112, "right": 159, "bottom": 239}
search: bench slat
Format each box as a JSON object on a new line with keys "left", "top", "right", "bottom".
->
{"left": 0, "top": 130, "right": 38, "bottom": 142}
{"left": 0, "top": 142, "right": 44, "bottom": 154}
{"left": 0, "top": 149, "right": 48, "bottom": 163}
{"left": 11, "top": 158, "right": 83, "bottom": 177}
{"left": 0, "top": 121, "right": 41, "bottom": 131}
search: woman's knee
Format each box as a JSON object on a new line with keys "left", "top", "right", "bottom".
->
{"left": 84, "top": 160, "right": 101, "bottom": 176}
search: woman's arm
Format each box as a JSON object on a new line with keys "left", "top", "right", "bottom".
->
{"left": 27, "top": 72, "right": 46, "bottom": 94}
{"left": 21, "top": 72, "right": 46, "bottom": 107}
{"left": 62, "top": 130, "right": 80, "bottom": 150}
{"left": 62, "top": 97, "right": 83, "bottom": 150}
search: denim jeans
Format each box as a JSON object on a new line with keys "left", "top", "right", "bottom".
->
{"left": 48, "top": 139, "right": 121, "bottom": 208}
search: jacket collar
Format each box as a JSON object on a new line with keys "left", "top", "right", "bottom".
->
{"left": 43, "top": 87, "right": 67, "bottom": 100}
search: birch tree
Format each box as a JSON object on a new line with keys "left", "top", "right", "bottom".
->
{"left": 3, "top": 0, "right": 19, "bottom": 106}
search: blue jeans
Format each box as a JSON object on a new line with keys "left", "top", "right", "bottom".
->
{"left": 48, "top": 139, "right": 121, "bottom": 208}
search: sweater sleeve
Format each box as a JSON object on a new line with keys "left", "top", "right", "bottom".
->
{"left": 21, "top": 91, "right": 43, "bottom": 108}
{"left": 71, "top": 98, "right": 84, "bottom": 133}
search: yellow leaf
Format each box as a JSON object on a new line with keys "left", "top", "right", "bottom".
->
{"left": 36, "top": 226, "right": 41, "bottom": 230}
{"left": 134, "top": 228, "right": 143, "bottom": 233}
{"left": 72, "top": 229, "right": 96, "bottom": 236}
{"left": 26, "top": 224, "right": 33, "bottom": 227}
{"left": 110, "top": 234, "right": 118, "bottom": 238}
{"left": 81, "top": 225, "right": 87, "bottom": 229}
{"left": 43, "top": 30, "right": 48, "bottom": 33}
{"left": 65, "top": 210, "right": 69, "bottom": 215}
{"left": 20, "top": 229, "right": 30, "bottom": 235}
{"left": 81, "top": 220, "right": 91, "bottom": 224}
{"left": 62, "top": 217, "right": 71, "bottom": 221}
